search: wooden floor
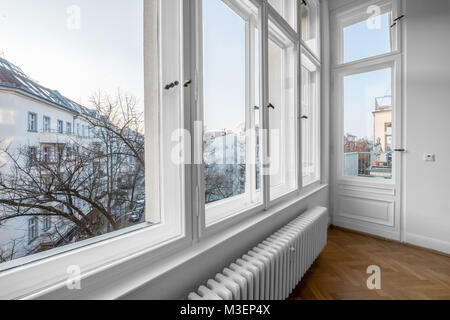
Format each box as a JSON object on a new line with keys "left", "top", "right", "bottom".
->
{"left": 289, "top": 227, "right": 450, "bottom": 300}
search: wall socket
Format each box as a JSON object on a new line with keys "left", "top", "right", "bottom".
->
{"left": 424, "top": 154, "right": 436, "bottom": 162}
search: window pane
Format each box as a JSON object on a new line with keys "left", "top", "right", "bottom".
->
{"left": 0, "top": 1, "right": 147, "bottom": 264}
{"left": 268, "top": 0, "right": 297, "bottom": 31}
{"left": 301, "top": 0, "right": 320, "bottom": 55}
{"left": 203, "top": 0, "right": 261, "bottom": 223}
{"left": 302, "top": 54, "right": 320, "bottom": 186}
{"left": 344, "top": 68, "right": 393, "bottom": 180}
{"left": 268, "top": 32, "right": 298, "bottom": 200}
{"left": 343, "top": 11, "right": 393, "bottom": 63}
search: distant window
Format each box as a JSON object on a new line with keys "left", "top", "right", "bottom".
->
{"left": 82, "top": 125, "right": 86, "bottom": 138}
{"left": 66, "top": 122, "right": 72, "bottom": 135}
{"left": 28, "top": 147, "right": 37, "bottom": 165}
{"left": 28, "top": 218, "right": 38, "bottom": 243}
{"left": 43, "top": 116, "right": 51, "bottom": 132}
{"left": 77, "top": 123, "right": 80, "bottom": 136}
{"left": 57, "top": 120, "right": 63, "bottom": 134}
{"left": 43, "top": 215, "right": 51, "bottom": 231}
{"left": 43, "top": 146, "right": 51, "bottom": 163}
{"left": 28, "top": 112, "right": 37, "bottom": 132}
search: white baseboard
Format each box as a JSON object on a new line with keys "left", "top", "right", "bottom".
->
{"left": 332, "top": 219, "right": 400, "bottom": 241}
{"left": 405, "top": 233, "right": 450, "bottom": 255}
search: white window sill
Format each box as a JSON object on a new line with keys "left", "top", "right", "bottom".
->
{"left": 23, "top": 183, "right": 328, "bottom": 300}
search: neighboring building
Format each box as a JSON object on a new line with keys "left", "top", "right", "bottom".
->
{"left": 373, "top": 95, "right": 393, "bottom": 153}
{"left": 0, "top": 58, "right": 144, "bottom": 260}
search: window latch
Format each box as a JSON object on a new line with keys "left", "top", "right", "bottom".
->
{"left": 183, "top": 80, "right": 192, "bottom": 88}
{"left": 164, "top": 81, "right": 179, "bottom": 90}
{"left": 267, "top": 103, "right": 275, "bottom": 110}
{"left": 391, "top": 15, "right": 405, "bottom": 28}
{"left": 301, "top": 115, "right": 309, "bottom": 120}
{"left": 301, "top": 0, "right": 307, "bottom": 6}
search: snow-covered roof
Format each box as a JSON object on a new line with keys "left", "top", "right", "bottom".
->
{"left": 0, "top": 57, "right": 92, "bottom": 115}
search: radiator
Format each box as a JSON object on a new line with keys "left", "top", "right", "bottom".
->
{"left": 188, "top": 207, "right": 329, "bottom": 300}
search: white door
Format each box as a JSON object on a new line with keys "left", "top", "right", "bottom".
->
{"left": 333, "top": 55, "right": 403, "bottom": 241}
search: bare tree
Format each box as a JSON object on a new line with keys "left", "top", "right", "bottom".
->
{"left": 0, "top": 91, "right": 145, "bottom": 257}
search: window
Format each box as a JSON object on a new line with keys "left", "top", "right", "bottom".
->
{"left": 57, "top": 120, "right": 63, "bottom": 134}
{"left": 43, "top": 116, "right": 51, "bottom": 132}
{"left": 0, "top": 0, "right": 324, "bottom": 297}
{"left": 202, "top": 0, "right": 262, "bottom": 224}
{"left": 66, "top": 122, "right": 72, "bottom": 135}
{"left": 43, "top": 146, "right": 51, "bottom": 163}
{"left": 43, "top": 215, "right": 52, "bottom": 231}
{"left": 301, "top": 52, "right": 320, "bottom": 186}
{"left": 301, "top": 0, "right": 320, "bottom": 55}
{"left": 343, "top": 67, "right": 393, "bottom": 180}
{"left": 334, "top": 0, "right": 398, "bottom": 64}
{"left": 28, "top": 218, "right": 38, "bottom": 243}
{"left": 28, "top": 147, "right": 37, "bottom": 166}
{"left": 0, "top": 0, "right": 188, "bottom": 274}
{"left": 268, "top": 22, "right": 298, "bottom": 201}
{"left": 28, "top": 112, "right": 37, "bottom": 132}
{"left": 268, "top": 0, "right": 297, "bottom": 31}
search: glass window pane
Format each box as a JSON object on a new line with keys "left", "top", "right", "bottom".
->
{"left": 301, "top": 0, "right": 320, "bottom": 55}
{"left": 268, "top": 0, "right": 297, "bottom": 31}
{"left": 343, "top": 11, "right": 393, "bottom": 63}
{"left": 268, "top": 32, "right": 298, "bottom": 200}
{"left": 301, "top": 54, "right": 320, "bottom": 186}
{"left": 203, "top": 0, "right": 261, "bottom": 223}
{"left": 344, "top": 68, "right": 393, "bottom": 180}
{"left": 0, "top": 1, "right": 147, "bottom": 264}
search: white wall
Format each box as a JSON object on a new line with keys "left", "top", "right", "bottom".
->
{"left": 402, "top": 0, "right": 450, "bottom": 253}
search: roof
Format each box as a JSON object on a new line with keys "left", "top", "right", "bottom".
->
{"left": 0, "top": 57, "right": 92, "bottom": 115}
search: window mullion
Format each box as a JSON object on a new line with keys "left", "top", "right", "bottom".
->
{"left": 260, "top": 1, "right": 270, "bottom": 210}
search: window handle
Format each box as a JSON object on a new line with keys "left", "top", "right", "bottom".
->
{"left": 301, "top": 115, "right": 308, "bottom": 120}
{"left": 394, "top": 148, "right": 406, "bottom": 152}
{"left": 164, "top": 81, "right": 179, "bottom": 90}
{"left": 267, "top": 103, "right": 275, "bottom": 110}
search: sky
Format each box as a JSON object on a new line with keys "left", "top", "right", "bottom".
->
{"left": 0, "top": 0, "right": 144, "bottom": 111}
{"left": 343, "top": 12, "right": 393, "bottom": 140}
{"left": 203, "top": 0, "right": 247, "bottom": 131}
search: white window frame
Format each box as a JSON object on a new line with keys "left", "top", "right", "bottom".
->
{"left": 28, "top": 218, "right": 38, "bottom": 243}
{"left": 331, "top": 0, "right": 401, "bottom": 67}
{"left": 0, "top": 0, "right": 192, "bottom": 299}
{"left": 199, "top": 0, "right": 264, "bottom": 228}
{"left": 301, "top": 48, "right": 321, "bottom": 187}
{"left": 28, "top": 112, "right": 37, "bottom": 132}
{"left": 197, "top": 0, "right": 322, "bottom": 237}
{"left": 66, "top": 122, "right": 72, "bottom": 135}
{"left": 332, "top": 0, "right": 403, "bottom": 186}
{"left": 43, "top": 116, "right": 51, "bottom": 133}
{"left": 57, "top": 120, "right": 63, "bottom": 134}
{"left": 301, "top": 0, "right": 321, "bottom": 59}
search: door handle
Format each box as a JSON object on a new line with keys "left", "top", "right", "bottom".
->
{"left": 394, "top": 148, "right": 406, "bottom": 152}
{"left": 164, "top": 81, "right": 179, "bottom": 90}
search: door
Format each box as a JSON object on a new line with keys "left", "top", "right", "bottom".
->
{"left": 333, "top": 56, "right": 403, "bottom": 241}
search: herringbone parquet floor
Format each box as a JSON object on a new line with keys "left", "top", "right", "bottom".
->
{"left": 289, "top": 227, "right": 450, "bottom": 300}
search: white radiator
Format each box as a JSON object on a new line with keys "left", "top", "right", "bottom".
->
{"left": 188, "top": 207, "right": 329, "bottom": 300}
